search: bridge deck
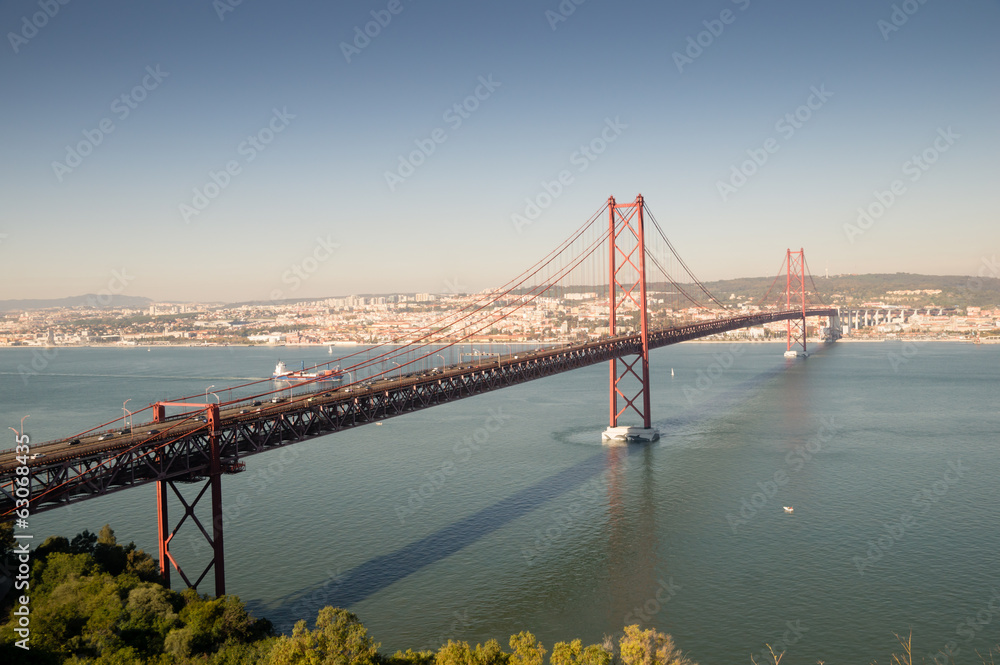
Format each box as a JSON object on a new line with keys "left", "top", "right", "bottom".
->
{"left": 1, "top": 309, "right": 835, "bottom": 517}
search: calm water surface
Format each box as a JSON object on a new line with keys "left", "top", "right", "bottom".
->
{"left": 2, "top": 342, "right": 998, "bottom": 664}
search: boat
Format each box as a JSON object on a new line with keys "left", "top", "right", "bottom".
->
{"left": 783, "top": 506, "right": 794, "bottom": 514}
{"left": 271, "top": 360, "right": 344, "bottom": 386}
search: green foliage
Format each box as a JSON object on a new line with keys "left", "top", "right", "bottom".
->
{"left": 434, "top": 639, "right": 474, "bottom": 665}
{"left": 70, "top": 530, "right": 98, "bottom": 555}
{"left": 0, "top": 522, "right": 14, "bottom": 561}
{"left": 509, "top": 632, "right": 545, "bottom": 665}
{"left": 474, "top": 639, "right": 510, "bottom": 665}
{"left": 34, "top": 535, "right": 72, "bottom": 563}
{"left": 97, "top": 525, "right": 117, "bottom": 546}
{"left": 0, "top": 526, "right": 272, "bottom": 665}
{"left": 431, "top": 638, "right": 508, "bottom": 665}
{"left": 388, "top": 648, "right": 437, "bottom": 665}
{"left": 551, "top": 640, "right": 611, "bottom": 665}
{"left": 618, "top": 625, "right": 691, "bottom": 665}
{"left": 266, "top": 607, "right": 378, "bottom": 665}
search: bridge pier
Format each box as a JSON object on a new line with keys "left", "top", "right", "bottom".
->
{"left": 154, "top": 403, "right": 226, "bottom": 596}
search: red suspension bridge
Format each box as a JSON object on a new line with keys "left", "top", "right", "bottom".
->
{"left": 1, "top": 195, "right": 837, "bottom": 596}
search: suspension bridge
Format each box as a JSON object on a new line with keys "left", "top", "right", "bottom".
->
{"left": 1, "top": 195, "right": 838, "bottom": 596}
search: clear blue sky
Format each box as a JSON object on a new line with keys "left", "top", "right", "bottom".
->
{"left": 1, "top": 0, "right": 997, "bottom": 302}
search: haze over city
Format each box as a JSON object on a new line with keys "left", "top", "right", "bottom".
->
{"left": 2, "top": 1, "right": 998, "bottom": 301}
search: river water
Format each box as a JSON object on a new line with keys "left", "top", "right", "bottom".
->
{"left": 2, "top": 341, "right": 998, "bottom": 664}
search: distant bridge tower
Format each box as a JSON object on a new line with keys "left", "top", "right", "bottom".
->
{"left": 784, "top": 248, "right": 808, "bottom": 358}
{"left": 603, "top": 195, "right": 658, "bottom": 443}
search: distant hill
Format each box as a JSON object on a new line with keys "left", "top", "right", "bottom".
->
{"left": 694, "top": 273, "right": 1000, "bottom": 309}
{"left": 0, "top": 294, "right": 153, "bottom": 312}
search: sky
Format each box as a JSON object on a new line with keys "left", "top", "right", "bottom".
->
{"left": 0, "top": 0, "right": 998, "bottom": 303}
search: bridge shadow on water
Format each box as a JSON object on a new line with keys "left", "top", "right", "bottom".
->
{"left": 254, "top": 348, "right": 817, "bottom": 629}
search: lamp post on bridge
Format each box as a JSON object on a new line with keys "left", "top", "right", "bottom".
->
{"left": 8, "top": 415, "right": 29, "bottom": 440}
{"left": 122, "top": 399, "right": 132, "bottom": 433}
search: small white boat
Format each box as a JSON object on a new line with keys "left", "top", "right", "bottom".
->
{"left": 783, "top": 506, "right": 794, "bottom": 514}
{"left": 670, "top": 368, "right": 674, "bottom": 377}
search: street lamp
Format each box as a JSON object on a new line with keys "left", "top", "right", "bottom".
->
{"left": 391, "top": 361, "right": 401, "bottom": 379}
{"left": 8, "top": 415, "right": 29, "bottom": 440}
{"left": 205, "top": 385, "right": 215, "bottom": 403}
{"left": 122, "top": 399, "right": 132, "bottom": 433}
{"left": 436, "top": 354, "right": 446, "bottom": 371}
{"left": 209, "top": 391, "right": 220, "bottom": 404}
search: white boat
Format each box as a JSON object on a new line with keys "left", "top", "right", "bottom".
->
{"left": 783, "top": 506, "right": 794, "bottom": 514}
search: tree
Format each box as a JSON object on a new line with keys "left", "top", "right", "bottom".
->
{"left": 435, "top": 639, "right": 474, "bottom": 665}
{"left": 551, "top": 640, "right": 611, "bottom": 665}
{"left": 618, "top": 626, "right": 691, "bottom": 665}
{"left": 98, "top": 524, "right": 117, "bottom": 545}
{"left": 267, "top": 606, "right": 378, "bottom": 665}
{"left": 509, "top": 632, "right": 545, "bottom": 665}
{"left": 579, "top": 642, "right": 613, "bottom": 665}
{"left": 474, "top": 639, "right": 509, "bottom": 665}
{"left": 551, "top": 640, "right": 583, "bottom": 665}
{"left": 70, "top": 529, "right": 98, "bottom": 555}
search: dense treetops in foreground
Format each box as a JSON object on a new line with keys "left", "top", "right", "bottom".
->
{"left": 2, "top": 526, "right": 995, "bottom": 664}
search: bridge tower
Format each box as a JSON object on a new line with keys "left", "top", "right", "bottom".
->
{"left": 603, "top": 195, "right": 658, "bottom": 443}
{"left": 154, "top": 402, "right": 228, "bottom": 596}
{"left": 785, "top": 248, "right": 808, "bottom": 358}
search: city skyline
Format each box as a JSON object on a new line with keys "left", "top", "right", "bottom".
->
{"left": 1, "top": 1, "right": 998, "bottom": 302}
